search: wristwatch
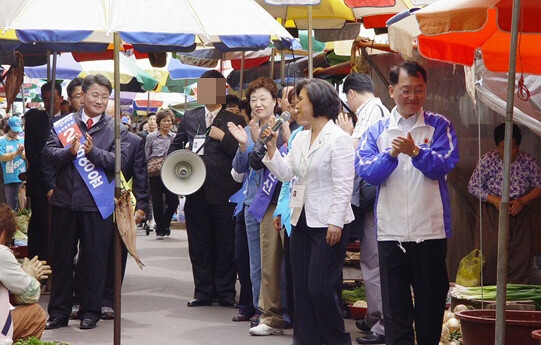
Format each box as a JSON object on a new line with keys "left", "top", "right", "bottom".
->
{"left": 410, "top": 146, "right": 419, "bottom": 158}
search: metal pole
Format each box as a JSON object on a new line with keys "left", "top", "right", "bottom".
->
{"left": 239, "top": 51, "right": 245, "bottom": 99}
{"left": 46, "top": 50, "right": 51, "bottom": 81}
{"left": 113, "top": 32, "right": 122, "bottom": 345}
{"left": 20, "top": 84, "right": 25, "bottom": 113}
{"left": 270, "top": 48, "right": 275, "bottom": 79}
{"left": 184, "top": 79, "right": 188, "bottom": 114}
{"left": 280, "top": 17, "right": 286, "bottom": 85}
{"left": 307, "top": 6, "right": 313, "bottom": 79}
{"left": 495, "top": 1, "right": 521, "bottom": 344}
{"left": 146, "top": 92, "right": 150, "bottom": 116}
{"left": 49, "top": 52, "right": 58, "bottom": 117}
{"left": 220, "top": 52, "right": 224, "bottom": 73}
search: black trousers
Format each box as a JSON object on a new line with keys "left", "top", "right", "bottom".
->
{"left": 378, "top": 239, "right": 449, "bottom": 345}
{"left": 184, "top": 193, "right": 236, "bottom": 302}
{"left": 283, "top": 229, "right": 294, "bottom": 326}
{"left": 48, "top": 207, "right": 113, "bottom": 321}
{"left": 234, "top": 208, "right": 255, "bottom": 317}
{"left": 27, "top": 194, "right": 50, "bottom": 262}
{"left": 290, "top": 211, "right": 351, "bottom": 345}
{"left": 149, "top": 176, "right": 179, "bottom": 236}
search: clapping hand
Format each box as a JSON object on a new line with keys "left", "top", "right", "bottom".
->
{"left": 336, "top": 113, "right": 354, "bottom": 136}
{"left": 69, "top": 134, "right": 81, "bottom": 155}
{"left": 261, "top": 116, "right": 278, "bottom": 157}
{"left": 227, "top": 122, "right": 248, "bottom": 151}
{"left": 249, "top": 119, "right": 261, "bottom": 143}
{"left": 21, "top": 256, "right": 52, "bottom": 281}
{"left": 281, "top": 121, "right": 291, "bottom": 144}
{"left": 16, "top": 144, "right": 24, "bottom": 155}
{"left": 83, "top": 133, "right": 93, "bottom": 154}
{"left": 391, "top": 132, "right": 416, "bottom": 157}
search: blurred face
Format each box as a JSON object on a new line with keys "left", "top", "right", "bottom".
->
{"left": 250, "top": 87, "right": 276, "bottom": 121}
{"left": 69, "top": 85, "right": 84, "bottom": 112}
{"left": 159, "top": 115, "right": 172, "bottom": 132}
{"left": 389, "top": 69, "right": 426, "bottom": 117}
{"left": 8, "top": 130, "right": 19, "bottom": 139}
{"left": 147, "top": 115, "right": 157, "bottom": 131}
{"left": 295, "top": 88, "right": 314, "bottom": 126}
{"left": 42, "top": 89, "right": 63, "bottom": 115}
{"left": 83, "top": 83, "right": 110, "bottom": 118}
{"left": 497, "top": 140, "right": 519, "bottom": 162}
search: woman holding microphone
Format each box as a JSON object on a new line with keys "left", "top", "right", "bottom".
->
{"left": 261, "top": 79, "right": 355, "bottom": 345}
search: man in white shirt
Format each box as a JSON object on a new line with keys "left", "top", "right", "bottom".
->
{"left": 338, "top": 72, "right": 388, "bottom": 345}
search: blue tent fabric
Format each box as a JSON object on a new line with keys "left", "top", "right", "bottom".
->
{"left": 168, "top": 59, "right": 209, "bottom": 80}
{"left": 24, "top": 53, "right": 82, "bottom": 79}
{"left": 16, "top": 29, "right": 93, "bottom": 43}
{"left": 119, "top": 32, "right": 195, "bottom": 47}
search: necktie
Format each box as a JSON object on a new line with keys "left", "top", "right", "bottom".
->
{"left": 205, "top": 112, "right": 213, "bottom": 128}
{"left": 86, "top": 118, "right": 93, "bottom": 129}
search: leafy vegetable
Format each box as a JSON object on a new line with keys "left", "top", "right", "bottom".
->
{"left": 342, "top": 285, "right": 366, "bottom": 305}
{"left": 13, "top": 337, "right": 69, "bottom": 345}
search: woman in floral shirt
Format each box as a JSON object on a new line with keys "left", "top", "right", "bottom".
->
{"left": 468, "top": 123, "right": 541, "bottom": 284}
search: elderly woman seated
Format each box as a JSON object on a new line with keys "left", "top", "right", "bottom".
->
{"left": 0, "top": 203, "right": 50, "bottom": 343}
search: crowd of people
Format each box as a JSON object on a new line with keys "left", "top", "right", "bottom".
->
{"left": 1, "top": 59, "right": 540, "bottom": 345}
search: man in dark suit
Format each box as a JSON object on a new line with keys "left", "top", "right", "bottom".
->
{"left": 168, "top": 70, "right": 245, "bottom": 307}
{"left": 24, "top": 81, "right": 64, "bottom": 262}
{"left": 43, "top": 74, "right": 128, "bottom": 330}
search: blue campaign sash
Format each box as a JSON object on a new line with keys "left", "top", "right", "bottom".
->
{"left": 53, "top": 114, "right": 114, "bottom": 219}
{"left": 229, "top": 170, "right": 252, "bottom": 217}
{"left": 248, "top": 145, "right": 288, "bottom": 222}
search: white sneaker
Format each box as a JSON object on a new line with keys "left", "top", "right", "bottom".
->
{"left": 249, "top": 323, "right": 284, "bottom": 336}
{"left": 156, "top": 234, "right": 164, "bottom": 240}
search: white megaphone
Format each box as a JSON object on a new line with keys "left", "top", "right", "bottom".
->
{"left": 160, "top": 150, "right": 206, "bottom": 195}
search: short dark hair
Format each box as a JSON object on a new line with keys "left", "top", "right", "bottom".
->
{"left": 200, "top": 70, "right": 225, "bottom": 79}
{"left": 67, "top": 77, "right": 84, "bottom": 98}
{"left": 389, "top": 61, "right": 427, "bottom": 85}
{"left": 238, "top": 99, "right": 251, "bottom": 118}
{"left": 41, "top": 81, "right": 62, "bottom": 97}
{"left": 226, "top": 94, "right": 240, "bottom": 108}
{"left": 287, "top": 88, "right": 296, "bottom": 104}
{"left": 82, "top": 74, "right": 113, "bottom": 94}
{"left": 246, "top": 77, "right": 277, "bottom": 101}
{"left": 0, "top": 204, "right": 17, "bottom": 245}
{"left": 296, "top": 79, "right": 341, "bottom": 120}
{"left": 494, "top": 123, "right": 522, "bottom": 146}
{"left": 60, "top": 100, "right": 70, "bottom": 106}
{"left": 156, "top": 108, "right": 173, "bottom": 126}
{"left": 343, "top": 73, "right": 374, "bottom": 95}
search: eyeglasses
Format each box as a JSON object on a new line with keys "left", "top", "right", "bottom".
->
{"left": 87, "top": 93, "right": 110, "bottom": 101}
{"left": 396, "top": 88, "right": 426, "bottom": 97}
{"left": 70, "top": 93, "right": 83, "bottom": 100}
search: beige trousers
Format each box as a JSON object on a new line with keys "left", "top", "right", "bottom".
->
{"left": 258, "top": 204, "right": 286, "bottom": 329}
{"left": 12, "top": 304, "right": 47, "bottom": 341}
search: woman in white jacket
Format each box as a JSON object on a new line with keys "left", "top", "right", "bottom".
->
{"left": 262, "top": 79, "right": 355, "bottom": 345}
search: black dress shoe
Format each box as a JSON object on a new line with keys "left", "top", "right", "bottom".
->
{"left": 355, "top": 318, "right": 371, "bottom": 332}
{"left": 187, "top": 298, "right": 212, "bottom": 307}
{"left": 80, "top": 318, "right": 98, "bottom": 329}
{"left": 356, "top": 332, "right": 385, "bottom": 344}
{"left": 232, "top": 313, "right": 251, "bottom": 322}
{"left": 218, "top": 299, "right": 238, "bottom": 307}
{"left": 45, "top": 317, "right": 68, "bottom": 330}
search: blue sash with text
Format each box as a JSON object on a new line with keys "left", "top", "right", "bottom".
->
{"left": 53, "top": 114, "right": 114, "bottom": 219}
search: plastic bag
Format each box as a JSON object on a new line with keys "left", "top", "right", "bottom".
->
{"left": 456, "top": 249, "right": 484, "bottom": 287}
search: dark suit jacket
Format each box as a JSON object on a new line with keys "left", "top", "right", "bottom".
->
{"left": 122, "top": 132, "right": 149, "bottom": 212}
{"left": 42, "top": 109, "right": 129, "bottom": 212}
{"left": 24, "top": 109, "right": 50, "bottom": 197}
{"left": 168, "top": 106, "right": 245, "bottom": 205}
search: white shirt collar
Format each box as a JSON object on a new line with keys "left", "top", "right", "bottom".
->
{"left": 205, "top": 105, "right": 222, "bottom": 119}
{"left": 81, "top": 110, "right": 102, "bottom": 126}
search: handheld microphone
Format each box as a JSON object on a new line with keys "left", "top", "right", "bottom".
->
{"left": 260, "top": 111, "right": 291, "bottom": 145}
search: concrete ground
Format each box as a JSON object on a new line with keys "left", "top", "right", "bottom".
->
{"left": 39, "top": 225, "right": 369, "bottom": 345}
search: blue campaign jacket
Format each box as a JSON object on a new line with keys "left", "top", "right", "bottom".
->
{"left": 355, "top": 108, "right": 459, "bottom": 242}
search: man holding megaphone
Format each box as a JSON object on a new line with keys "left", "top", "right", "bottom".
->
{"left": 167, "top": 70, "right": 245, "bottom": 308}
